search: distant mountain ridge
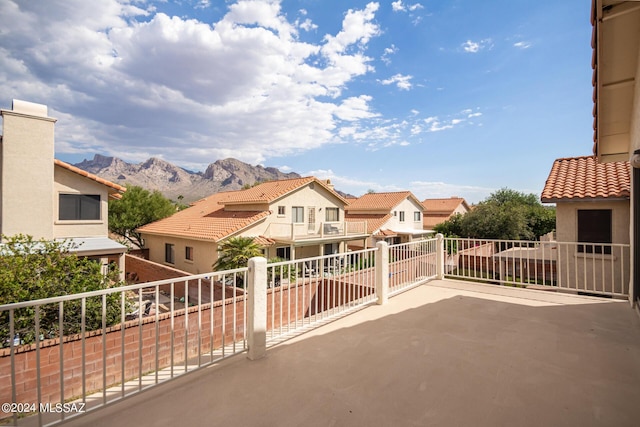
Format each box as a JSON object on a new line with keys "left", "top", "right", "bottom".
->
{"left": 74, "top": 155, "right": 302, "bottom": 202}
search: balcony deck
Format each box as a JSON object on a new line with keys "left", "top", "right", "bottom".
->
{"left": 60, "top": 279, "right": 640, "bottom": 427}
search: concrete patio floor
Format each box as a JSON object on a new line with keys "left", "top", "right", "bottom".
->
{"left": 61, "top": 279, "right": 640, "bottom": 427}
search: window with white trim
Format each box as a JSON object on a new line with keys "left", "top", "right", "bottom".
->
{"left": 325, "top": 207, "right": 339, "bottom": 222}
{"left": 292, "top": 206, "right": 304, "bottom": 223}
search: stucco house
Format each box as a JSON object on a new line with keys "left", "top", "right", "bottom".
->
{"left": 421, "top": 197, "right": 470, "bottom": 230}
{"left": 0, "top": 100, "right": 127, "bottom": 276}
{"left": 137, "top": 177, "right": 370, "bottom": 274}
{"left": 541, "top": 155, "right": 630, "bottom": 294}
{"left": 591, "top": 0, "right": 640, "bottom": 307}
{"left": 344, "top": 191, "right": 431, "bottom": 249}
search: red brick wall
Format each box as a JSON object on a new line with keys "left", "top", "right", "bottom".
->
{"left": 0, "top": 298, "right": 245, "bottom": 419}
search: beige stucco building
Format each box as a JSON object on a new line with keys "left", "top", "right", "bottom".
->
{"left": 542, "top": 155, "right": 630, "bottom": 295}
{"left": 0, "top": 100, "right": 127, "bottom": 276}
{"left": 421, "top": 197, "right": 471, "bottom": 230}
{"left": 591, "top": 0, "right": 640, "bottom": 307}
{"left": 345, "top": 191, "right": 432, "bottom": 249}
{"left": 138, "top": 177, "right": 370, "bottom": 275}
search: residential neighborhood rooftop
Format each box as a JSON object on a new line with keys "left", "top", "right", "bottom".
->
{"left": 54, "top": 159, "right": 127, "bottom": 196}
{"left": 221, "top": 176, "right": 346, "bottom": 205}
{"left": 541, "top": 155, "right": 630, "bottom": 203}
{"left": 422, "top": 196, "right": 469, "bottom": 214}
{"left": 345, "top": 191, "right": 418, "bottom": 212}
{"left": 422, "top": 196, "right": 470, "bottom": 230}
{"left": 136, "top": 191, "right": 270, "bottom": 241}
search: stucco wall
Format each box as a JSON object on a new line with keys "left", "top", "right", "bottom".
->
{"left": 144, "top": 234, "right": 218, "bottom": 275}
{"left": 0, "top": 108, "right": 56, "bottom": 239}
{"left": 237, "top": 184, "right": 346, "bottom": 238}
{"left": 555, "top": 199, "right": 630, "bottom": 244}
{"left": 555, "top": 199, "right": 630, "bottom": 295}
{"left": 53, "top": 166, "right": 110, "bottom": 239}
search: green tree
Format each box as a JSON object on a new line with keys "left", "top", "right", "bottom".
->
{"left": 0, "top": 235, "right": 126, "bottom": 345}
{"left": 433, "top": 213, "right": 465, "bottom": 237}
{"left": 109, "top": 185, "right": 176, "bottom": 248}
{"left": 213, "top": 237, "right": 263, "bottom": 286}
{"left": 432, "top": 188, "right": 555, "bottom": 240}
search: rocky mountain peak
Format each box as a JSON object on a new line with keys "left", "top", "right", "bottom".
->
{"left": 73, "top": 155, "right": 301, "bottom": 202}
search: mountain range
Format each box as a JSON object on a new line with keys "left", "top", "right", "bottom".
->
{"left": 74, "top": 155, "right": 302, "bottom": 203}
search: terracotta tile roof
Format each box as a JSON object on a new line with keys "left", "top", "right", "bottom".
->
{"left": 54, "top": 159, "right": 126, "bottom": 195}
{"left": 422, "top": 214, "right": 452, "bottom": 230}
{"left": 422, "top": 197, "right": 469, "bottom": 214}
{"left": 345, "top": 191, "right": 420, "bottom": 212}
{"left": 137, "top": 191, "right": 269, "bottom": 242}
{"left": 222, "top": 177, "right": 347, "bottom": 206}
{"left": 251, "top": 236, "right": 276, "bottom": 247}
{"left": 541, "top": 155, "right": 630, "bottom": 202}
{"left": 345, "top": 213, "right": 392, "bottom": 234}
{"left": 373, "top": 229, "right": 397, "bottom": 238}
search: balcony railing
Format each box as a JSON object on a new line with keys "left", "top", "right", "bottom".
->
{"left": 265, "top": 221, "right": 367, "bottom": 241}
{"left": 444, "top": 237, "right": 630, "bottom": 298}
{"left": 2, "top": 235, "right": 631, "bottom": 425}
{"left": 0, "top": 269, "right": 249, "bottom": 426}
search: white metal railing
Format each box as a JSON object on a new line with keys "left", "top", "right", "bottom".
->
{"left": 3, "top": 234, "right": 633, "bottom": 426}
{"left": 388, "top": 238, "right": 439, "bottom": 296}
{"left": 264, "top": 248, "right": 378, "bottom": 343}
{"left": 443, "top": 238, "right": 630, "bottom": 297}
{"left": 0, "top": 268, "right": 248, "bottom": 426}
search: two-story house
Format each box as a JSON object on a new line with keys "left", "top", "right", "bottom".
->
{"left": 0, "top": 100, "right": 127, "bottom": 277}
{"left": 345, "top": 191, "right": 431, "bottom": 249}
{"left": 137, "top": 177, "right": 370, "bottom": 274}
{"left": 422, "top": 197, "right": 470, "bottom": 230}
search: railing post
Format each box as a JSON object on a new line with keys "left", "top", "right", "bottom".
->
{"left": 436, "top": 234, "right": 445, "bottom": 280}
{"left": 247, "top": 257, "right": 267, "bottom": 360}
{"left": 376, "top": 241, "right": 389, "bottom": 305}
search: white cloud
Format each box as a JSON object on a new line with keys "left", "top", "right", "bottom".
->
{"left": 379, "top": 73, "right": 413, "bottom": 90}
{"left": 298, "top": 18, "right": 317, "bottom": 32}
{"left": 513, "top": 41, "right": 532, "bottom": 49}
{"left": 461, "top": 38, "right": 492, "bottom": 53}
{"left": 391, "top": 1, "right": 424, "bottom": 12}
{"left": 0, "top": 0, "right": 384, "bottom": 168}
{"left": 381, "top": 44, "right": 398, "bottom": 65}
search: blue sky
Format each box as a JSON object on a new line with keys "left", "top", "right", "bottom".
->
{"left": 0, "top": 0, "right": 593, "bottom": 203}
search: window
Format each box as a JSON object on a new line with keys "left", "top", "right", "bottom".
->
{"left": 292, "top": 206, "right": 304, "bottom": 223}
{"left": 399, "top": 211, "right": 405, "bottom": 222}
{"left": 165, "top": 243, "right": 175, "bottom": 264}
{"left": 414, "top": 211, "right": 421, "bottom": 222}
{"left": 185, "top": 246, "right": 194, "bottom": 261}
{"left": 577, "top": 209, "right": 612, "bottom": 254}
{"left": 59, "top": 194, "right": 100, "bottom": 220}
{"left": 276, "top": 247, "right": 291, "bottom": 260}
{"left": 325, "top": 207, "right": 339, "bottom": 222}
{"left": 277, "top": 206, "right": 285, "bottom": 216}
